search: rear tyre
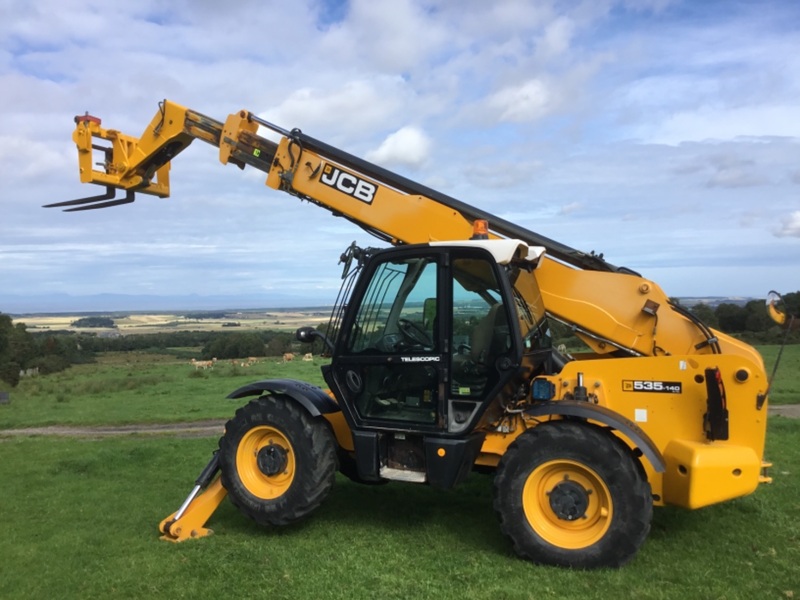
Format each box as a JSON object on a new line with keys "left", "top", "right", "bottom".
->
{"left": 493, "top": 421, "right": 652, "bottom": 569}
{"left": 218, "top": 394, "right": 337, "bottom": 527}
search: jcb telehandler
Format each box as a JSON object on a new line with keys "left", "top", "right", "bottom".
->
{"left": 47, "top": 100, "right": 775, "bottom": 568}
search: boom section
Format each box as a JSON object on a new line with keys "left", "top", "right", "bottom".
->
{"left": 62, "top": 100, "right": 613, "bottom": 270}
{"left": 57, "top": 100, "right": 765, "bottom": 363}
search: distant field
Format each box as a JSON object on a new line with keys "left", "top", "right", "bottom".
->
{"left": 15, "top": 308, "right": 332, "bottom": 335}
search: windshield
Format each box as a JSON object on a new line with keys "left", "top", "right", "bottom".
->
{"left": 346, "top": 256, "right": 437, "bottom": 354}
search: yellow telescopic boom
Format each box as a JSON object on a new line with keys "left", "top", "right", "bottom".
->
{"left": 47, "top": 100, "right": 763, "bottom": 367}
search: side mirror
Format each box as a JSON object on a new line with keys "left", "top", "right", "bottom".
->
{"left": 295, "top": 326, "right": 335, "bottom": 353}
{"left": 296, "top": 326, "right": 318, "bottom": 343}
{"left": 759, "top": 290, "right": 796, "bottom": 410}
{"left": 766, "top": 291, "right": 787, "bottom": 325}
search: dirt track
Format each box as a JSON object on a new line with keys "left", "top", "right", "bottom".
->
{"left": 0, "top": 406, "right": 797, "bottom": 438}
{"left": 768, "top": 405, "right": 800, "bottom": 419}
{"left": 0, "top": 419, "right": 226, "bottom": 438}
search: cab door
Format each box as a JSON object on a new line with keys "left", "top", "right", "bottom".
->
{"left": 332, "top": 246, "right": 445, "bottom": 431}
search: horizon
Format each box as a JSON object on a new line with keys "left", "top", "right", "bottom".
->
{"left": 2, "top": 291, "right": 762, "bottom": 318}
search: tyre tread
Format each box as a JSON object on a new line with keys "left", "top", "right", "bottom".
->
{"left": 219, "top": 395, "right": 337, "bottom": 527}
{"left": 493, "top": 421, "right": 652, "bottom": 568}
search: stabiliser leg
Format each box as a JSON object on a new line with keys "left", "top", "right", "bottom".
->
{"left": 159, "top": 452, "right": 228, "bottom": 542}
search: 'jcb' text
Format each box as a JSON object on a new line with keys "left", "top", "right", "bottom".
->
{"left": 320, "top": 164, "right": 377, "bottom": 204}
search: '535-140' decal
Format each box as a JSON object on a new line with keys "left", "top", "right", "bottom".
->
{"left": 623, "top": 380, "right": 682, "bottom": 394}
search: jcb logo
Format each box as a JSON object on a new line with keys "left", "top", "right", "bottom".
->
{"left": 320, "top": 164, "right": 377, "bottom": 204}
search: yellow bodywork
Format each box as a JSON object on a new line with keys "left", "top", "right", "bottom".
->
{"left": 475, "top": 350, "right": 768, "bottom": 509}
{"left": 57, "top": 99, "right": 772, "bottom": 538}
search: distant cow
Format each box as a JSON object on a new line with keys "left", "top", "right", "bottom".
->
{"left": 191, "top": 358, "right": 215, "bottom": 370}
{"left": 302, "top": 353, "right": 313, "bottom": 362}
{"left": 282, "top": 352, "right": 295, "bottom": 363}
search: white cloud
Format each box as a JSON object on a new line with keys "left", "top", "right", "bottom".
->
{"left": 538, "top": 17, "right": 575, "bottom": 59}
{"left": 775, "top": 211, "right": 800, "bottom": 238}
{"left": 366, "top": 126, "right": 432, "bottom": 169}
{"left": 487, "top": 79, "right": 554, "bottom": 123}
{"left": 0, "top": 134, "right": 71, "bottom": 178}
{"left": 320, "top": 0, "right": 448, "bottom": 72}
{"left": 262, "top": 78, "right": 411, "bottom": 141}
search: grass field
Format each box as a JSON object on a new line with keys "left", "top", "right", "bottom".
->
{"left": 756, "top": 344, "right": 800, "bottom": 405}
{"left": 0, "top": 348, "right": 798, "bottom": 599}
{"left": 0, "top": 353, "right": 329, "bottom": 429}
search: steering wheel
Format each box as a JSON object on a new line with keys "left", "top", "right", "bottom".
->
{"left": 397, "top": 318, "right": 434, "bottom": 349}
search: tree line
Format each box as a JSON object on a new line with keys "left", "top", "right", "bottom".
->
{"left": 1, "top": 293, "right": 797, "bottom": 388}
{"left": 684, "top": 291, "right": 799, "bottom": 344}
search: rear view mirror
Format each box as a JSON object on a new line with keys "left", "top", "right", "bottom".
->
{"left": 766, "top": 291, "right": 786, "bottom": 325}
{"left": 759, "top": 290, "right": 796, "bottom": 409}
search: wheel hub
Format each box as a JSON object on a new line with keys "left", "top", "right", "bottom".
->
{"left": 548, "top": 477, "right": 590, "bottom": 521}
{"left": 257, "top": 443, "right": 289, "bottom": 476}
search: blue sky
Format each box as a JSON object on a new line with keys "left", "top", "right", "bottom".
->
{"left": 2, "top": 0, "right": 799, "bottom": 311}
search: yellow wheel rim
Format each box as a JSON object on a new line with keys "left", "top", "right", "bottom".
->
{"left": 236, "top": 425, "right": 295, "bottom": 499}
{"left": 522, "top": 459, "right": 612, "bottom": 550}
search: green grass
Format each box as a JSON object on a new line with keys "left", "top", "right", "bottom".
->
{"left": 757, "top": 344, "right": 800, "bottom": 405}
{"left": 0, "top": 350, "right": 798, "bottom": 598}
{"left": 0, "top": 352, "right": 328, "bottom": 429}
{"left": 0, "top": 419, "right": 797, "bottom": 599}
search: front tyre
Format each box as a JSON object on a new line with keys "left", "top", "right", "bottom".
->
{"left": 493, "top": 421, "right": 652, "bottom": 569}
{"left": 219, "top": 395, "right": 337, "bottom": 527}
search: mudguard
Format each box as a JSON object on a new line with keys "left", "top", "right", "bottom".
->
{"left": 226, "top": 378, "right": 340, "bottom": 417}
{"left": 525, "top": 401, "right": 665, "bottom": 473}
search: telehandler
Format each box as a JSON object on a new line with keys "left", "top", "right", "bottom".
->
{"left": 47, "top": 100, "right": 774, "bottom": 568}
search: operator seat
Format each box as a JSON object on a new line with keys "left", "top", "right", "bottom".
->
{"left": 470, "top": 304, "right": 505, "bottom": 369}
{"left": 454, "top": 304, "right": 508, "bottom": 388}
